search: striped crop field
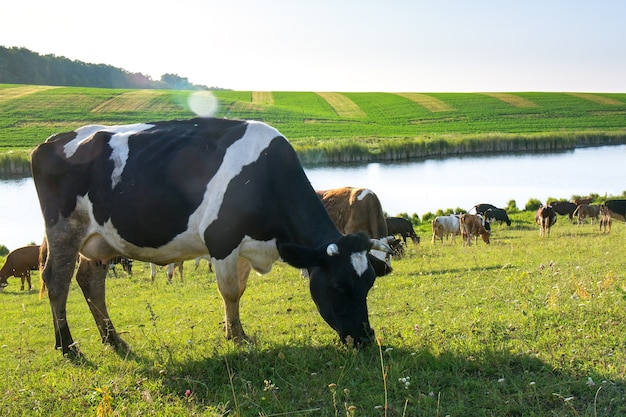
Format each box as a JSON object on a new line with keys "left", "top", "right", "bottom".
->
{"left": 251, "top": 91, "right": 274, "bottom": 105}
{"left": 1, "top": 83, "right": 625, "bottom": 163}
{"left": 395, "top": 92, "right": 455, "bottom": 112}
{"left": 315, "top": 92, "right": 367, "bottom": 118}
{"left": 481, "top": 92, "right": 538, "bottom": 108}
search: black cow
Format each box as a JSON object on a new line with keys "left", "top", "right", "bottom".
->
{"left": 472, "top": 203, "right": 498, "bottom": 215}
{"left": 31, "top": 117, "right": 390, "bottom": 356}
{"left": 483, "top": 208, "right": 511, "bottom": 226}
{"left": 386, "top": 217, "right": 420, "bottom": 245}
{"left": 549, "top": 201, "right": 577, "bottom": 220}
{"left": 606, "top": 199, "right": 626, "bottom": 221}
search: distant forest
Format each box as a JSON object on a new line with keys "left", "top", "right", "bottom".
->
{"left": 0, "top": 46, "right": 213, "bottom": 90}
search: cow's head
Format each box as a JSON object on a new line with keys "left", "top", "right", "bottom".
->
{"left": 278, "top": 232, "right": 380, "bottom": 346}
{"left": 480, "top": 229, "right": 491, "bottom": 244}
{"left": 368, "top": 236, "right": 396, "bottom": 276}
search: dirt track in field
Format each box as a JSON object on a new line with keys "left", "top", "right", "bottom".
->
{"left": 395, "top": 93, "right": 454, "bottom": 112}
{"left": 316, "top": 92, "right": 366, "bottom": 118}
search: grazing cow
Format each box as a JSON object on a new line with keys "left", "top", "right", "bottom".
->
{"left": 31, "top": 117, "right": 390, "bottom": 356}
{"left": 459, "top": 214, "right": 490, "bottom": 246}
{"left": 317, "top": 187, "right": 394, "bottom": 276}
{"left": 386, "top": 217, "right": 420, "bottom": 245}
{"left": 195, "top": 255, "right": 213, "bottom": 272}
{"left": 600, "top": 205, "right": 612, "bottom": 233}
{"left": 472, "top": 203, "right": 498, "bottom": 215}
{"left": 108, "top": 256, "right": 133, "bottom": 277}
{"left": 572, "top": 204, "right": 601, "bottom": 225}
{"left": 574, "top": 197, "right": 593, "bottom": 206}
{"left": 431, "top": 215, "right": 461, "bottom": 244}
{"left": 549, "top": 201, "right": 577, "bottom": 220}
{"left": 605, "top": 199, "right": 626, "bottom": 222}
{"left": 483, "top": 208, "right": 511, "bottom": 226}
{"left": 535, "top": 205, "right": 557, "bottom": 237}
{"left": 0, "top": 245, "right": 40, "bottom": 291}
{"left": 150, "top": 262, "right": 183, "bottom": 283}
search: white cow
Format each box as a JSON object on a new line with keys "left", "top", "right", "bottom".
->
{"left": 431, "top": 215, "right": 461, "bottom": 244}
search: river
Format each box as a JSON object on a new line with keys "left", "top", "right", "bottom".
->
{"left": 1, "top": 145, "right": 625, "bottom": 251}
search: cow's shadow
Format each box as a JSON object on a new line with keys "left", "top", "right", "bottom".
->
{"left": 120, "top": 342, "right": 626, "bottom": 416}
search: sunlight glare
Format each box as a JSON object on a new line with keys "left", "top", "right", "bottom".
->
{"left": 188, "top": 91, "right": 219, "bottom": 117}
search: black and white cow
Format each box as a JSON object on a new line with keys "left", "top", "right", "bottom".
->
{"left": 483, "top": 208, "right": 511, "bottom": 226}
{"left": 31, "top": 117, "right": 390, "bottom": 356}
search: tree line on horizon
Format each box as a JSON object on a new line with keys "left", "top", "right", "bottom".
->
{"left": 0, "top": 46, "right": 221, "bottom": 91}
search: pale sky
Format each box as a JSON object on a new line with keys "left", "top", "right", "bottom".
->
{"left": 2, "top": 0, "right": 625, "bottom": 92}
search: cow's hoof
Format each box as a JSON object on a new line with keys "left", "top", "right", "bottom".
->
{"left": 59, "top": 342, "right": 83, "bottom": 359}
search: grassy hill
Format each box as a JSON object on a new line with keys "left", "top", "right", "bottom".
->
{"left": 1, "top": 84, "right": 626, "bottom": 164}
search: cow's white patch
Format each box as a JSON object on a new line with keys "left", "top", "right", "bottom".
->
{"left": 351, "top": 251, "right": 369, "bottom": 276}
{"left": 63, "top": 124, "right": 153, "bottom": 189}
{"left": 63, "top": 125, "right": 107, "bottom": 157}
{"left": 357, "top": 189, "right": 372, "bottom": 201}
{"left": 77, "top": 193, "right": 209, "bottom": 264}
{"left": 193, "top": 121, "right": 282, "bottom": 236}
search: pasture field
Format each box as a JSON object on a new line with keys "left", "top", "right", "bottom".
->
{"left": 1, "top": 84, "right": 626, "bottom": 165}
{"left": 2, "top": 212, "right": 626, "bottom": 416}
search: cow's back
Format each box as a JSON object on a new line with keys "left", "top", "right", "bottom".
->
{"left": 318, "top": 187, "right": 388, "bottom": 238}
{"left": 31, "top": 118, "right": 321, "bottom": 263}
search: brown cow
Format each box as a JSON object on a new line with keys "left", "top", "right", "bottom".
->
{"left": 317, "top": 187, "right": 393, "bottom": 275}
{"left": 459, "top": 214, "right": 490, "bottom": 246}
{"left": 600, "top": 205, "right": 612, "bottom": 233}
{"left": 573, "top": 204, "right": 601, "bottom": 225}
{"left": 0, "top": 245, "right": 41, "bottom": 291}
{"left": 317, "top": 187, "right": 388, "bottom": 238}
{"left": 535, "top": 205, "right": 557, "bottom": 237}
{"left": 574, "top": 197, "right": 593, "bottom": 206}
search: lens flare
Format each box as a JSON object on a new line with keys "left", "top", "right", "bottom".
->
{"left": 188, "top": 91, "right": 219, "bottom": 117}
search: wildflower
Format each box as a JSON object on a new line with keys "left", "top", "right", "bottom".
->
{"left": 498, "top": 378, "right": 506, "bottom": 383}
{"left": 398, "top": 376, "right": 410, "bottom": 389}
{"left": 263, "top": 380, "right": 278, "bottom": 392}
{"left": 185, "top": 389, "right": 191, "bottom": 397}
{"left": 586, "top": 377, "right": 596, "bottom": 387}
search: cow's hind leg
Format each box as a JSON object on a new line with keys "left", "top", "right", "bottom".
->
{"left": 41, "top": 237, "right": 80, "bottom": 356}
{"left": 75, "top": 256, "right": 129, "bottom": 353}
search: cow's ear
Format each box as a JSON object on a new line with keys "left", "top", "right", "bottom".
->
{"left": 278, "top": 243, "right": 323, "bottom": 269}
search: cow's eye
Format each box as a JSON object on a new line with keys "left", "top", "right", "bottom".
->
{"left": 332, "top": 282, "right": 349, "bottom": 294}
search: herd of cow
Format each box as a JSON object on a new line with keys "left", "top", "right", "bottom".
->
{"left": 2, "top": 117, "right": 625, "bottom": 356}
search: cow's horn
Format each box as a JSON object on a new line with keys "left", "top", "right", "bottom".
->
{"left": 326, "top": 243, "right": 340, "bottom": 256}
{"left": 370, "top": 238, "right": 394, "bottom": 254}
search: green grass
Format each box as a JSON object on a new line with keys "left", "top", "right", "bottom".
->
{"left": 1, "top": 84, "right": 626, "bottom": 164}
{"left": 2, "top": 212, "right": 626, "bottom": 416}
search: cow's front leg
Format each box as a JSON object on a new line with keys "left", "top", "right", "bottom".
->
{"left": 75, "top": 256, "right": 129, "bottom": 353}
{"left": 216, "top": 256, "right": 252, "bottom": 343}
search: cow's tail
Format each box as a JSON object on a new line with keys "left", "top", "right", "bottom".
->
{"left": 572, "top": 205, "right": 580, "bottom": 219}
